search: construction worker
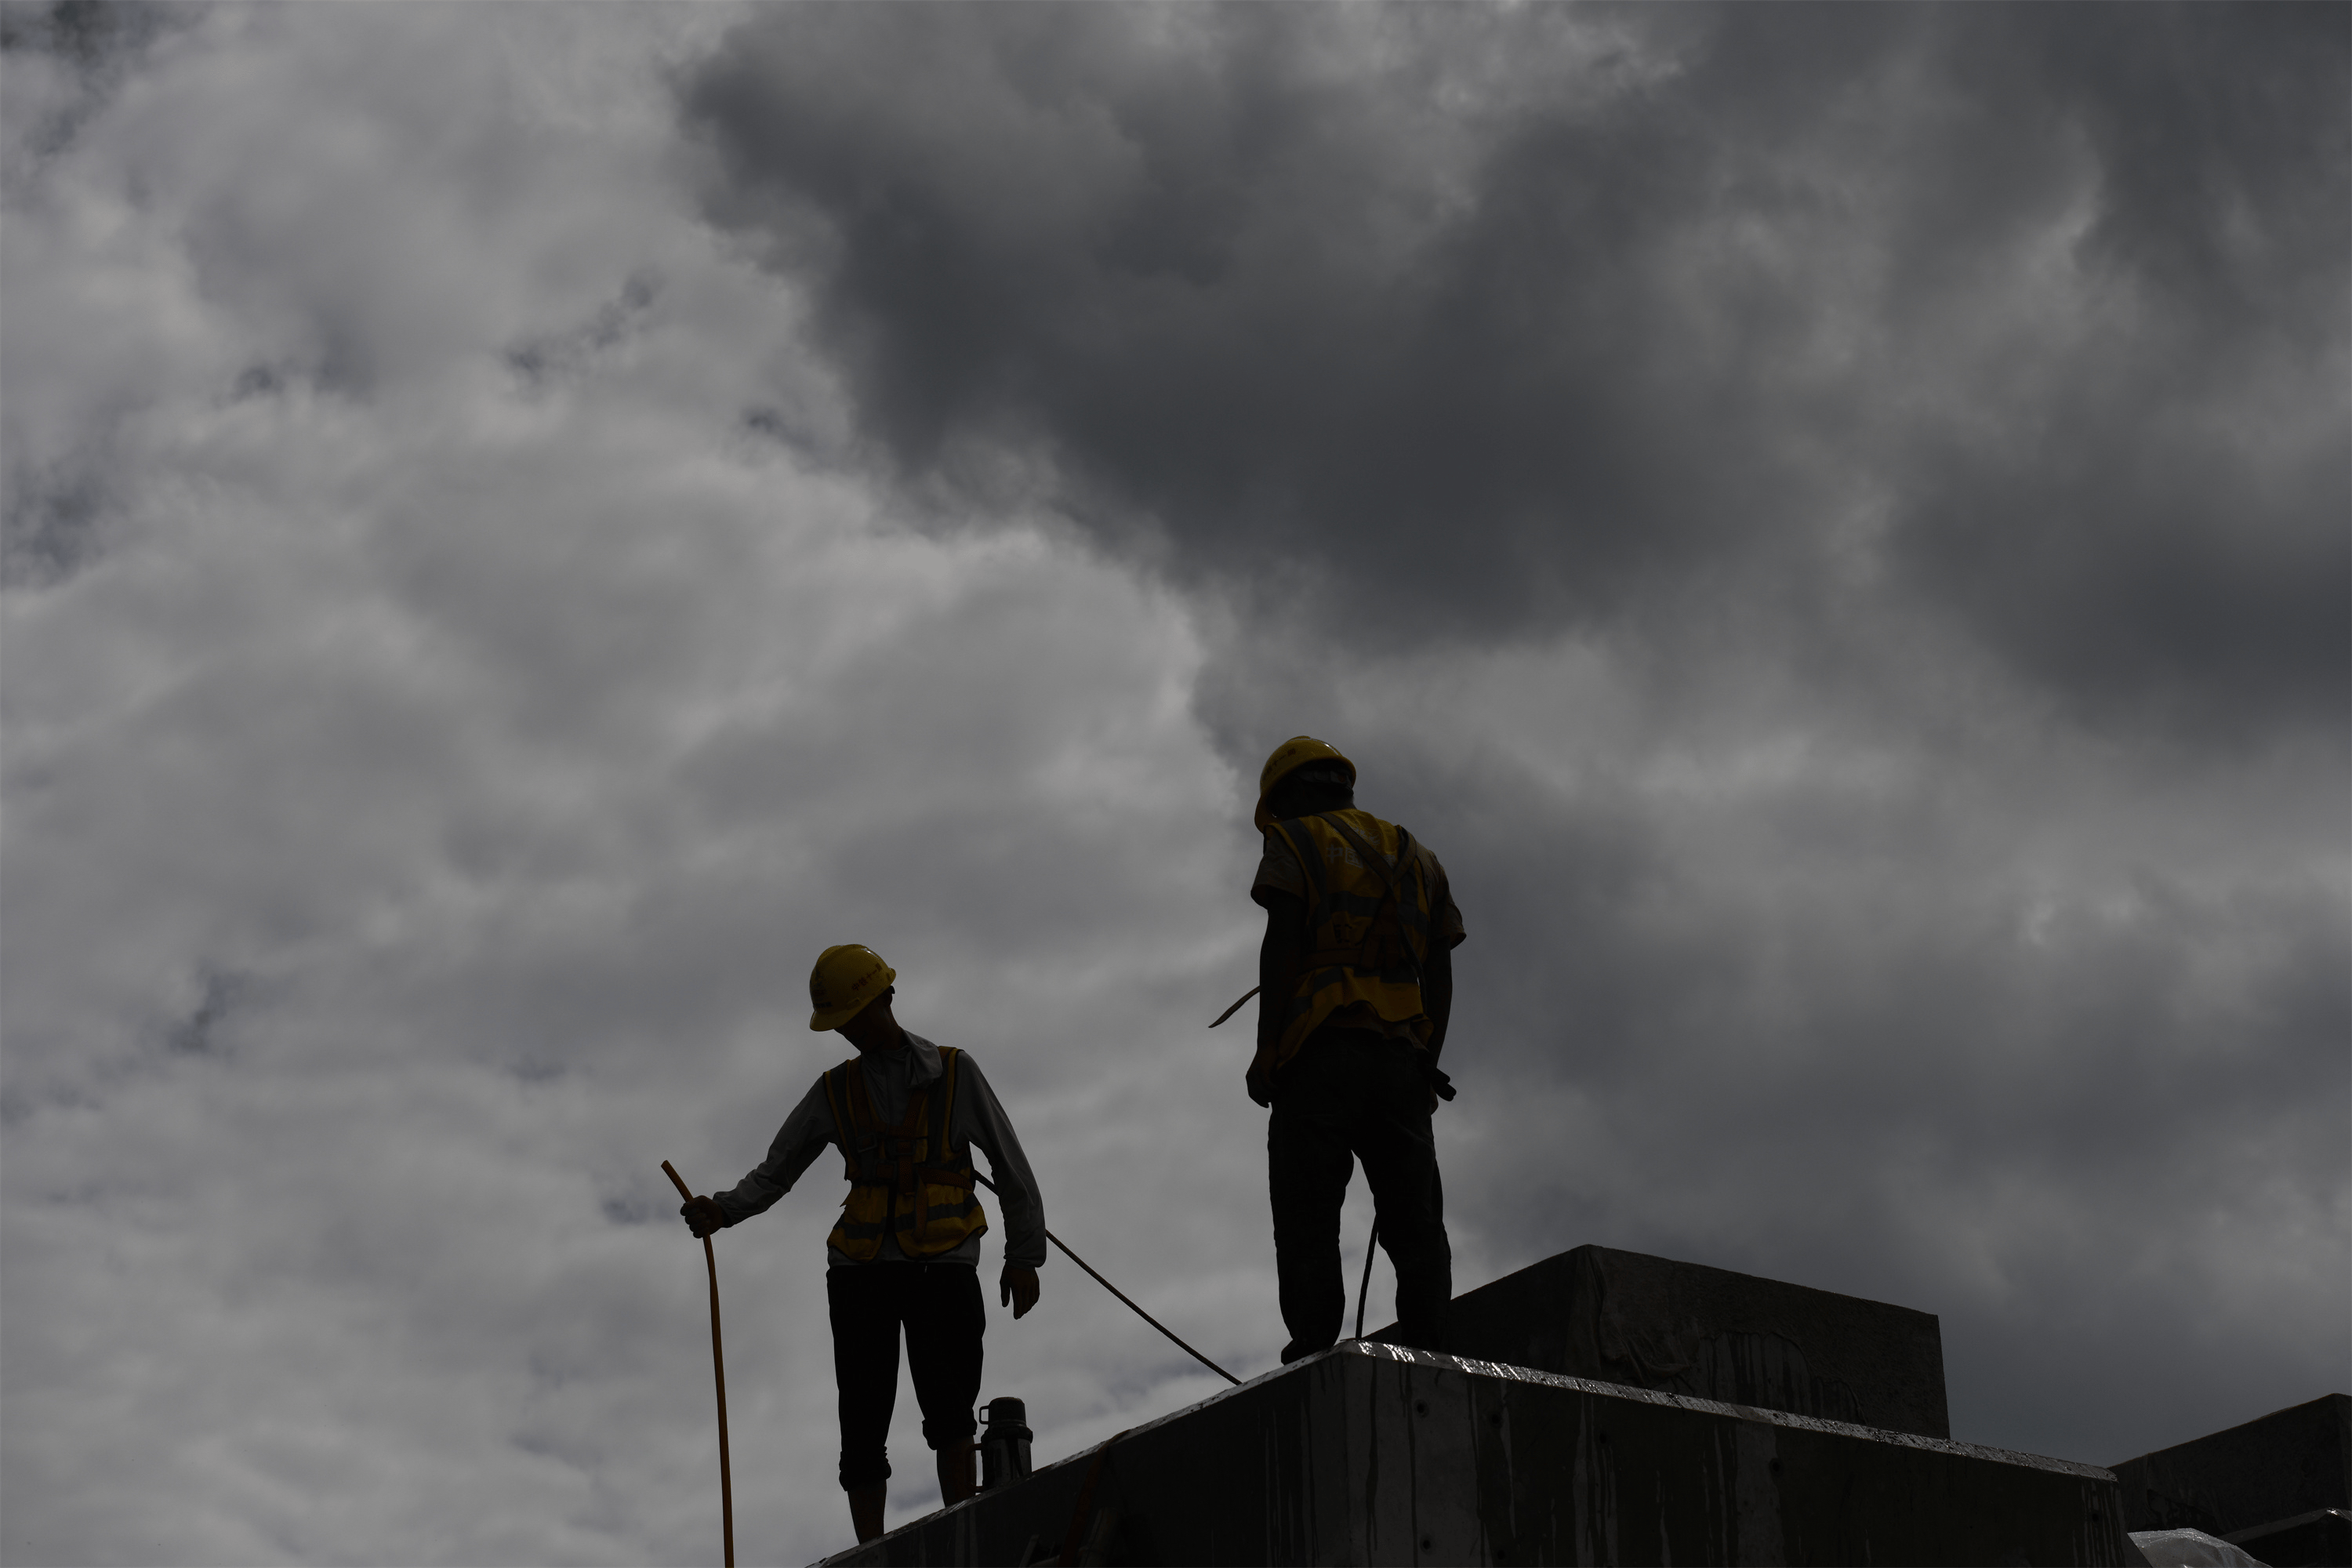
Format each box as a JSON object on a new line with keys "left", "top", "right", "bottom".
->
{"left": 677, "top": 945, "right": 1045, "bottom": 1544}
{"left": 1248, "top": 737, "right": 1464, "bottom": 1362}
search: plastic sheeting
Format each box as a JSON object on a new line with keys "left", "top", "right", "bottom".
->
{"left": 2130, "top": 1527, "right": 2270, "bottom": 1568}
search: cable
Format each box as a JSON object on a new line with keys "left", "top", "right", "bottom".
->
{"left": 973, "top": 1171, "right": 1240, "bottom": 1385}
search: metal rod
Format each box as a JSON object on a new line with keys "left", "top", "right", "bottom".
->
{"left": 973, "top": 1171, "right": 1240, "bottom": 1385}
{"left": 1355, "top": 1218, "right": 1380, "bottom": 1341}
{"left": 662, "top": 1160, "right": 735, "bottom": 1568}
{"left": 1206, "top": 986, "right": 1259, "bottom": 1029}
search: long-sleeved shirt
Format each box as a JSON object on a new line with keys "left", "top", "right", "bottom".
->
{"left": 711, "top": 1031, "right": 1047, "bottom": 1271}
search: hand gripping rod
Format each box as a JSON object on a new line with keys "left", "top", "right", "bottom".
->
{"left": 971, "top": 1171, "right": 1239, "bottom": 1386}
{"left": 661, "top": 1160, "right": 735, "bottom": 1568}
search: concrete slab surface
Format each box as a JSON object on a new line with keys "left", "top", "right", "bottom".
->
{"left": 1371, "top": 1245, "right": 1951, "bottom": 1439}
{"left": 815, "top": 1340, "right": 2127, "bottom": 1566}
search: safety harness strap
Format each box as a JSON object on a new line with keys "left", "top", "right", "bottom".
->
{"left": 829, "top": 1050, "right": 976, "bottom": 1195}
{"left": 1302, "top": 812, "right": 1428, "bottom": 987}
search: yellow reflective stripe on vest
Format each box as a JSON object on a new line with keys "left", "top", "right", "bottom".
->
{"left": 1270, "top": 810, "right": 1433, "bottom": 1067}
{"left": 821, "top": 1047, "right": 991, "bottom": 1261}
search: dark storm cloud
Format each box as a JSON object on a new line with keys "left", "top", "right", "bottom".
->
{"left": 0, "top": 0, "right": 181, "bottom": 157}
{"left": 1, "top": 448, "right": 108, "bottom": 585}
{"left": 0, "top": 0, "right": 169, "bottom": 69}
{"left": 681, "top": 2, "right": 2347, "bottom": 737}
{"left": 1889, "top": 5, "right": 2350, "bottom": 737}
{"left": 503, "top": 270, "right": 660, "bottom": 390}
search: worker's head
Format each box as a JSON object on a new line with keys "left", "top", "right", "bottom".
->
{"left": 809, "top": 943, "right": 896, "bottom": 1033}
{"left": 1256, "top": 735, "right": 1356, "bottom": 829}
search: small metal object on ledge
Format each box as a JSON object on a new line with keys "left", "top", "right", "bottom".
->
{"left": 980, "top": 1396, "right": 1033, "bottom": 1492}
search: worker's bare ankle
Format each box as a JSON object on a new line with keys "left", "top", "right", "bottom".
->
{"left": 936, "top": 1442, "right": 977, "bottom": 1506}
{"left": 848, "top": 1482, "right": 887, "bottom": 1542}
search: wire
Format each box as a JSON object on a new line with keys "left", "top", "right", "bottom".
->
{"left": 974, "top": 1171, "right": 1240, "bottom": 1385}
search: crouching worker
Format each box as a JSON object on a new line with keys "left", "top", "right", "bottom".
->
{"left": 677, "top": 944, "right": 1044, "bottom": 1544}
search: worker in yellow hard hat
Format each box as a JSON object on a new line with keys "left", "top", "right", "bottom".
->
{"left": 676, "top": 944, "right": 1046, "bottom": 1544}
{"left": 1247, "top": 737, "right": 1465, "bottom": 1361}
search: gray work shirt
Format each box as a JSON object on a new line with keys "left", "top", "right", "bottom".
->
{"left": 711, "top": 1032, "right": 1047, "bottom": 1271}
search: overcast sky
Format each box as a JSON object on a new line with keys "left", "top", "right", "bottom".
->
{"left": 2, "top": 4, "right": 2344, "bottom": 1564}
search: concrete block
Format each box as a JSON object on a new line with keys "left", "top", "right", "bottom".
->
{"left": 1373, "top": 1245, "right": 1951, "bottom": 1439}
{"left": 2225, "top": 1508, "right": 2352, "bottom": 1568}
{"left": 817, "top": 1341, "right": 2127, "bottom": 1566}
{"left": 2111, "top": 1396, "right": 2351, "bottom": 1537}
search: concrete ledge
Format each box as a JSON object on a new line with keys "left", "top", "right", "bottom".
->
{"left": 2224, "top": 1508, "right": 2352, "bottom": 1567}
{"left": 2111, "top": 1395, "right": 2350, "bottom": 1538}
{"left": 1374, "top": 1245, "right": 1951, "bottom": 1439}
{"left": 816, "top": 1341, "right": 2128, "bottom": 1566}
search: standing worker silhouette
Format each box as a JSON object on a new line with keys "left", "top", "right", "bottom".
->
{"left": 1248, "top": 738, "right": 1464, "bottom": 1361}
{"left": 677, "top": 945, "right": 1045, "bottom": 1544}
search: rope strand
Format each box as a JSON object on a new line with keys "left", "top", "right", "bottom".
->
{"left": 975, "top": 1171, "right": 1240, "bottom": 1385}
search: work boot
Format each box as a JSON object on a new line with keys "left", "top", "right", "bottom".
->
{"left": 848, "top": 1483, "right": 886, "bottom": 1543}
{"left": 935, "top": 1442, "right": 975, "bottom": 1508}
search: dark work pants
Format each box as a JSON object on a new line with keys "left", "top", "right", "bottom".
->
{"left": 1269, "top": 1027, "right": 1453, "bottom": 1362}
{"left": 826, "top": 1260, "right": 985, "bottom": 1491}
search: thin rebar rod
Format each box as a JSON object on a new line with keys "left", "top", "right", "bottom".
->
{"left": 1206, "top": 986, "right": 1258, "bottom": 1029}
{"left": 973, "top": 1171, "right": 1240, "bottom": 1385}
{"left": 1355, "top": 1220, "right": 1381, "bottom": 1341}
{"left": 662, "top": 1160, "right": 735, "bottom": 1568}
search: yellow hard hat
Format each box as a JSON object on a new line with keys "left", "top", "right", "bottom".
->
{"left": 808, "top": 943, "right": 896, "bottom": 1031}
{"left": 1255, "top": 735, "right": 1356, "bottom": 831}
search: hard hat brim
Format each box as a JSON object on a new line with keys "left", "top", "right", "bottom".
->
{"left": 808, "top": 965, "right": 895, "bottom": 1031}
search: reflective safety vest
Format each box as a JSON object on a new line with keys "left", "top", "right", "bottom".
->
{"left": 1267, "top": 809, "right": 1436, "bottom": 1067}
{"left": 818, "top": 1047, "right": 989, "bottom": 1261}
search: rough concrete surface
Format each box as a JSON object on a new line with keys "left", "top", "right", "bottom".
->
{"left": 2225, "top": 1508, "right": 2352, "bottom": 1567}
{"left": 815, "top": 1340, "right": 2127, "bottom": 1566}
{"left": 2111, "top": 1395, "right": 2351, "bottom": 1539}
{"left": 1372, "top": 1244, "right": 1951, "bottom": 1439}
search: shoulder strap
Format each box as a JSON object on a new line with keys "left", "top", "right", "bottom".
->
{"left": 844, "top": 1059, "right": 886, "bottom": 1132}
{"left": 1272, "top": 817, "right": 1339, "bottom": 947}
{"left": 910, "top": 1047, "right": 975, "bottom": 1192}
{"left": 1315, "top": 813, "right": 1425, "bottom": 987}
{"left": 822, "top": 1062, "right": 866, "bottom": 1181}
{"left": 1272, "top": 817, "right": 1327, "bottom": 897}
{"left": 930, "top": 1047, "right": 960, "bottom": 1160}
{"left": 1316, "top": 811, "right": 1406, "bottom": 899}
{"left": 820, "top": 1062, "right": 856, "bottom": 1142}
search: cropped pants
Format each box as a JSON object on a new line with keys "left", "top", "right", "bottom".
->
{"left": 826, "top": 1259, "right": 985, "bottom": 1491}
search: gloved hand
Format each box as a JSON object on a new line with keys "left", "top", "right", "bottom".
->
{"left": 1000, "top": 1265, "right": 1040, "bottom": 1319}
{"left": 679, "top": 1194, "right": 726, "bottom": 1238}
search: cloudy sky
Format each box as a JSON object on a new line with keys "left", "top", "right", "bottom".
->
{"left": 2, "top": 3, "right": 2343, "bottom": 1563}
